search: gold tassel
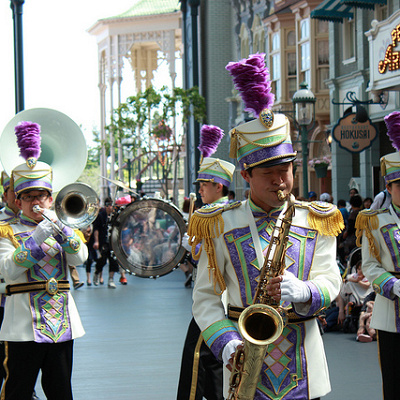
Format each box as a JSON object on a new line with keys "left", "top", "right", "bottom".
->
{"left": 355, "top": 212, "right": 381, "bottom": 263}
{"left": 307, "top": 209, "right": 345, "bottom": 237}
{"left": 229, "top": 129, "right": 238, "bottom": 159}
{"left": 0, "top": 224, "right": 19, "bottom": 249}
{"left": 187, "top": 212, "right": 226, "bottom": 295}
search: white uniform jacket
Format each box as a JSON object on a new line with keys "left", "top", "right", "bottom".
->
{"left": 191, "top": 199, "right": 342, "bottom": 400}
{"left": 357, "top": 206, "right": 400, "bottom": 333}
{"left": 0, "top": 213, "right": 87, "bottom": 343}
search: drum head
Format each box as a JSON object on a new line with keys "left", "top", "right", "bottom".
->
{"left": 110, "top": 198, "right": 187, "bottom": 278}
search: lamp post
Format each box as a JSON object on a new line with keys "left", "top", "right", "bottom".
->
{"left": 10, "top": 0, "right": 25, "bottom": 113}
{"left": 292, "top": 82, "right": 316, "bottom": 197}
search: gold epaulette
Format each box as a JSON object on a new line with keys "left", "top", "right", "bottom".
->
{"left": 0, "top": 223, "right": 19, "bottom": 248}
{"left": 187, "top": 201, "right": 241, "bottom": 295}
{"left": 295, "top": 201, "right": 345, "bottom": 237}
{"left": 355, "top": 208, "right": 387, "bottom": 262}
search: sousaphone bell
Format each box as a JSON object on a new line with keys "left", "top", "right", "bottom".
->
{"left": 0, "top": 108, "right": 99, "bottom": 228}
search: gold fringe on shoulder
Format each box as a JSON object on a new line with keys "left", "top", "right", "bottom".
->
{"left": 307, "top": 208, "right": 345, "bottom": 237}
{"left": 355, "top": 212, "right": 380, "bottom": 263}
{"left": 0, "top": 224, "right": 19, "bottom": 248}
{"left": 187, "top": 212, "right": 226, "bottom": 295}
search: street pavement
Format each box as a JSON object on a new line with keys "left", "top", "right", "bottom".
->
{"left": 34, "top": 267, "right": 382, "bottom": 400}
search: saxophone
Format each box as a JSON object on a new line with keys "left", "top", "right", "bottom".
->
{"left": 227, "top": 190, "right": 295, "bottom": 400}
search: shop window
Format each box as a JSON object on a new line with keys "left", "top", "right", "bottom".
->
{"left": 343, "top": 18, "right": 355, "bottom": 62}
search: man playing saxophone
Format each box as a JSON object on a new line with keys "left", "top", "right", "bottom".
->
{"left": 189, "top": 54, "right": 343, "bottom": 400}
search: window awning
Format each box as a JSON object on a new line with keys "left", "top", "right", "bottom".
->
{"left": 310, "top": 0, "right": 353, "bottom": 23}
{"left": 341, "top": 0, "right": 387, "bottom": 9}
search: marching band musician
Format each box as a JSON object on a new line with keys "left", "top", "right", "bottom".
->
{"left": 177, "top": 125, "right": 236, "bottom": 400}
{"left": 189, "top": 54, "right": 343, "bottom": 400}
{"left": 355, "top": 111, "right": 400, "bottom": 400}
{"left": 0, "top": 121, "right": 87, "bottom": 400}
{"left": 0, "top": 171, "right": 19, "bottom": 223}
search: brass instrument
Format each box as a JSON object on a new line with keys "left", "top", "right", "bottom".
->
{"left": 228, "top": 190, "right": 295, "bottom": 400}
{"left": 0, "top": 108, "right": 100, "bottom": 229}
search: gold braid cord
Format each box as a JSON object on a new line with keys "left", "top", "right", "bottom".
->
{"left": 305, "top": 202, "right": 345, "bottom": 237}
{"left": 0, "top": 224, "right": 19, "bottom": 249}
{"left": 187, "top": 204, "right": 242, "bottom": 296}
{"left": 188, "top": 211, "right": 226, "bottom": 295}
{"left": 355, "top": 210, "right": 381, "bottom": 263}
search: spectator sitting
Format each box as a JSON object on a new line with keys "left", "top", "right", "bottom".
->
{"left": 356, "top": 298, "right": 376, "bottom": 342}
{"left": 339, "top": 260, "right": 373, "bottom": 333}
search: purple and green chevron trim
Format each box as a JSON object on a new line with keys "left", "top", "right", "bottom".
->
{"left": 302, "top": 281, "right": 331, "bottom": 317}
{"left": 372, "top": 272, "right": 397, "bottom": 299}
{"left": 385, "top": 169, "right": 400, "bottom": 184}
{"left": 197, "top": 172, "right": 231, "bottom": 188}
{"left": 202, "top": 319, "right": 241, "bottom": 359}
{"left": 238, "top": 140, "right": 295, "bottom": 170}
{"left": 14, "top": 178, "right": 52, "bottom": 196}
{"left": 1, "top": 173, "right": 10, "bottom": 190}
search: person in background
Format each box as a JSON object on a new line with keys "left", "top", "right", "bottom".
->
{"left": 80, "top": 224, "right": 96, "bottom": 286}
{"left": 190, "top": 54, "right": 344, "bottom": 400}
{"left": 363, "top": 197, "right": 373, "bottom": 210}
{"left": 0, "top": 121, "right": 87, "bottom": 399}
{"left": 308, "top": 190, "right": 317, "bottom": 202}
{"left": 320, "top": 192, "right": 333, "bottom": 203}
{"left": 356, "top": 111, "right": 400, "bottom": 399}
{"left": 342, "top": 194, "right": 363, "bottom": 259}
{"left": 347, "top": 188, "right": 359, "bottom": 211}
{"left": 177, "top": 125, "right": 236, "bottom": 400}
{"left": 337, "top": 199, "right": 349, "bottom": 227}
{"left": 370, "top": 188, "right": 391, "bottom": 210}
{"left": 92, "top": 198, "right": 127, "bottom": 288}
{"left": 0, "top": 172, "right": 19, "bottom": 223}
{"left": 228, "top": 190, "right": 235, "bottom": 202}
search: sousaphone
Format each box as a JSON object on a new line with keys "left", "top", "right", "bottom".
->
{"left": 0, "top": 108, "right": 99, "bottom": 228}
{"left": 0, "top": 108, "right": 88, "bottom": 193}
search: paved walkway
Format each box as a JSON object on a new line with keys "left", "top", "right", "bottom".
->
{"left": 34, "top": 267, "right": 382, "bottom": 399}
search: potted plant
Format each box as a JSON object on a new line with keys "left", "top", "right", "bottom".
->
{"left": 308, "top": 156, "right": 331, "bottom": 178}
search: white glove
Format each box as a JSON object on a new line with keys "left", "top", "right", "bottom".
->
{"left": 181, "top": 233, "right": 192, "bottom": 252}
{"left": 280, "top": 270, "right": 311, "bottom": 303}
{"left": 43, "top": 209, "right": 65, "bottom": 231}
{"left": 222, "top": 339, "right": 243, "bottom": 367}
{"left": 393, "top": 280, "right": 400, "bottom": 298}
{"left": 31, "top": 219, "right": 54, "bottom": 245}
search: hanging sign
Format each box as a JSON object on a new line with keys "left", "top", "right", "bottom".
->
{"left": 332, "top": 113, "right": 378, "bottom": 153}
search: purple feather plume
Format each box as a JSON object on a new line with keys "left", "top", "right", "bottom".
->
{"left": 14, "top": 121, "right": 41, "bottom": 161}
{"left": 384, "top": 111, "right": 400, "bottom": 151}
{"left": 198, "top": 125, "right": 224, "bottom": 158}
{"left": 226, "top": 53, "right": 274, "bottom": 118}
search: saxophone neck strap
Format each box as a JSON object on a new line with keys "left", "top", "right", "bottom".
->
{"left": 246, "top": 200, "right": 264, "bottom": 271}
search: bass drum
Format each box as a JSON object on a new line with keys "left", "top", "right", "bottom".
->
{"left": 110, "top": 198, "right": 187, "bottom": 278}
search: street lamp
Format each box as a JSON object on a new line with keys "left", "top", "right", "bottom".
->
{"left": 292, "top": 82, "right": 316, "bottom": 197}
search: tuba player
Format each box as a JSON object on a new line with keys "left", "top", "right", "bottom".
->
{"left": 0, "top": 121, "right": 87, "bottom": 400}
